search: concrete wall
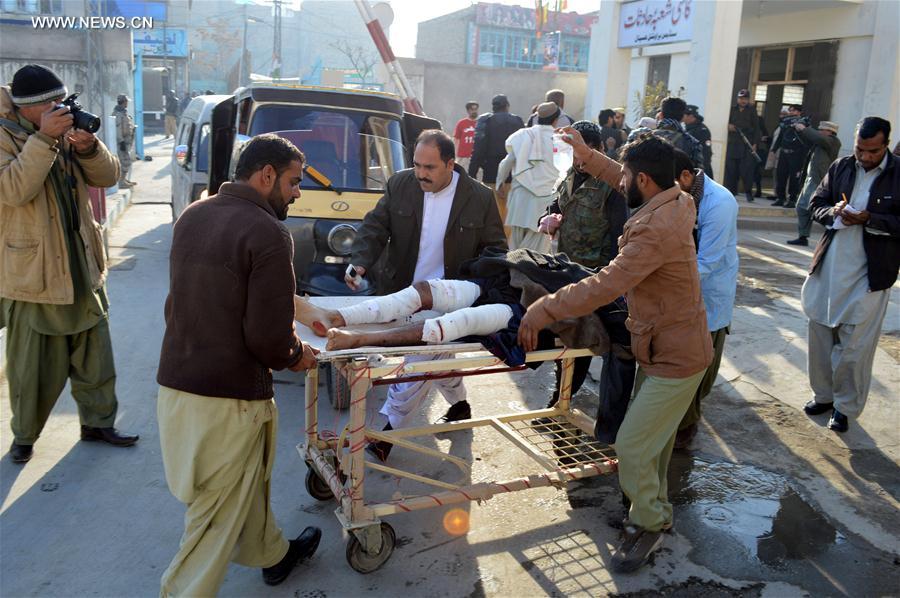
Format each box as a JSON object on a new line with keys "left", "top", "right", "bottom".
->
{"left": 415, "top": 9, "right": 471, "bottom": 64}
{"left": 393, "top": 57, "right": 588, "bottom": 134}
{"left": 831, "top": 37, "right": 872, "bottom": 157}
{"left": 738, "top": 2, "right": 877, "bottom": 48}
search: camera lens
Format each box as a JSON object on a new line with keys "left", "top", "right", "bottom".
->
{"left": 76, "top": 111, "right": 101, "bottom": 133}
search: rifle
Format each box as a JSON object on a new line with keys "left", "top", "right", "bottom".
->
{"left": 738, "top": 129, "right": 763, "bottom": 164}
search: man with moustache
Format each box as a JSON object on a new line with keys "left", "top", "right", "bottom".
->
{"left": 518, "top": 132, "right": 712, "bottom": 573}
{"left": 156, "top": 134, "right": 321, "bottom": 595}
{"left": 347, "top": 129, "right": 506, "bottom": 461}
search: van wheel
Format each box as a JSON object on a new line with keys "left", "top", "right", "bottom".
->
{"left": 325, "top": 362, "right": 350, "bottom": 410}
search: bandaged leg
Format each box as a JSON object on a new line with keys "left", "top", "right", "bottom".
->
{"left": 427, "top": 280, "right": 481, "bottom": 314}
{"left": 338, "top": 286, "right": 423, "bottom": 326}
{"left": 421, "top": 304, "right": 514, "bottom": 344}
{"left": 337, "top": 279, "right": 481, "bottom": 326}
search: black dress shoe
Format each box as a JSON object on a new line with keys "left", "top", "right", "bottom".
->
{"left": 437, "top": 400, "right": 471, "bottom": 423}
{"left": 9, "top": 442, "right": 33, "bottom": 463}
{"left": 786, "top": 237, "right": 808, "bottom": 246}
{"left": 828, "top": 410, "right": 849, "bottom": 433}
{"left": 673, "top": 423, "right": 698, "bottom": 450}
{"left": 772, "top": 198, "right": 786, "bottom": 207}
{"left": 80, "top": 426, "right": 139, "bottom": 447}
{"left": 784, "top": 200, "right": 797, "bottom": 209}
{"left": 803, "top": 400, "right": 833, "bottom": 416}
{"left": 262, "top": 526, "right": 322, "bottom": 586}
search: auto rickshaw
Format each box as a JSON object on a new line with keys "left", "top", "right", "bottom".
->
{"left": 205, "top": 83, "right": 440, "bottom": 407}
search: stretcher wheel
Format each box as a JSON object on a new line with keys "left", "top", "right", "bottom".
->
{"left": 346, "top": 522, "right": 395, "bottom": 573}
{"left": 304, "top": 468, "right": 333, "bottom": 501}
{"left": 325, "top": 363, "right": 350, "bottom": 410}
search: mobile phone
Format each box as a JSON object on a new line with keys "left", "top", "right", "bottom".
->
{"left": 346, "top": 265, "right": 358, "bottom": 279}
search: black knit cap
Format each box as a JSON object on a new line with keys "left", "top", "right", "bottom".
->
{"left": 10, "top": 64, "right": 67, "bottom": 106}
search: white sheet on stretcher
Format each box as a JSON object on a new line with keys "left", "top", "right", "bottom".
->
{"left": 294, "top": 296, "right": 485, "bottom": 360}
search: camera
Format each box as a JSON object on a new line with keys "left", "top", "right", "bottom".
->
{"left": 780, "top": 115, "right": 811, "bottom": 130}
{"left": 57, "top": 93, "right": 101, "bottom": 133}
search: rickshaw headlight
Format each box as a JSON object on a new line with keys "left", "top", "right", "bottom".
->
{"left": 327, "top": 224, "right": 356, "bottom": 256}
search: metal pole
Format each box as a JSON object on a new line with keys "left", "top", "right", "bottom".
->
{"left": 135, "top": 50, "right": 144, "bottom": 159}
{"left": 239, "top": 2, "right": 248, "bottom": 86}
{"left": 272, "top": 0, "right": 283, "bottom": 79}
{"left": 353, "top": 0, "right": 423, "bottom": 114}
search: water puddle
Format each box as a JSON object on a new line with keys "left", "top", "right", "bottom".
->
{"left": 668, "top": 456, "right": 845, "bottom": 566}
{"left": 666, "top": 454, "right": 897, "bottom": 595}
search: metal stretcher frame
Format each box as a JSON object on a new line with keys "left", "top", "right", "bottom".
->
{"left": 297, "top": 342, "right": 619, "bottom": 573}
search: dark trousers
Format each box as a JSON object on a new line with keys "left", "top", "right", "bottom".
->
{"left": 724, "top": 153, "right": 755, "bottom": 199}
{"left": 775, "top": 150, "right": 806, "bottom": 202}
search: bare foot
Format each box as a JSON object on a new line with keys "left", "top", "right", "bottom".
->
{"left": 294, "top": 296, "right": 345, "bottom": 337}
{"left": 326, "top": 328, "right": 366, "bottom": 351}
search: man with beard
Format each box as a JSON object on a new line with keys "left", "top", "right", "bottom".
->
{"left": 156, "top": 134, "right": 322, "bottom": 595}
{"left": 347, "top": 129, "right": 506, "bottom": 461}
{"left": 518, "top": 132, "right": 712, "bottom": 573}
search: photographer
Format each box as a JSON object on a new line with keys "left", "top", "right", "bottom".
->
{"left": 771, "top": 104, "right": 811, "bottom": 208}
{"left": 0, "top": 64, "right": 137, "bottom": 463}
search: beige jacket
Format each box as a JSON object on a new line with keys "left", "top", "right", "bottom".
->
{"left": 0, "top": 85, "right": 119, "bottom": 304}
{"left": 529, "top": 150, "right": 712, "bottom": 379}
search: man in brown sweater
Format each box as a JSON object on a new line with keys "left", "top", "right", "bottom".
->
{"left": 519, "top": 133, "right": 712, "bottom": 573}
{"left": 156, "top": 134, "right": 320, "bottom": 595}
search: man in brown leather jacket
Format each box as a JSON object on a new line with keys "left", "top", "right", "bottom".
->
{"left": 519, "top": 133, "right": 712, "bottom": 574}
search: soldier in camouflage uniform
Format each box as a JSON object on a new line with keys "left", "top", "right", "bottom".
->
{"left": 113, "top": 94, "right": 136, "bottom": 189}
{"left": 538, "top": 120, "right": 629, "bottom": 408}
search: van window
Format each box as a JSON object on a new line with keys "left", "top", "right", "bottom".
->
{"left": 248, "top": 104, "right": 405, "bottom": 192}
{"left": 196, "top": 123, "right": 211, "bottom": 172}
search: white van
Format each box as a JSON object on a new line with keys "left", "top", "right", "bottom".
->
{"left": 170, "top": 94, "right": 230, "bottom": 220}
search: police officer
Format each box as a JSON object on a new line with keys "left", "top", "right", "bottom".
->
{"left": 113, "top": 94, "right": 136, "bottom": 189}
{"left": 771, "top": 104, "right": 809, "bottom": 208}
{"left": 683, "top": 104, "right": 713, "bottom": 178}
{"left": 724, "top": 89, "right": 761, "bottom": 203}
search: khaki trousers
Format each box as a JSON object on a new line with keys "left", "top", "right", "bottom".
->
{"left": 157, "top": 387, "right": 289, "bottom": 597}
{"left": 165, "top": 115, "right": 177, "bottom": 137}
{"left": 807, "top": 295, "right": 890, "bottom": 418}
{"left": 5, "top": 315, "right": 118, "bottom": 445}
{"left": 615, "top": 369, "right": 704, "bottom": 532}
{"left": 678, "top": 326, "right": 729, "bottom": 430}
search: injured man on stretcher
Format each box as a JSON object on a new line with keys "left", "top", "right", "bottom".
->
{"left": 295, "top": 248, "right": 635, "bottom": 459}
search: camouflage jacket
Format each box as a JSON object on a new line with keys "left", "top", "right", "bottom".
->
{"left": 546, "top": 169, "right": 628, "bottom": 270}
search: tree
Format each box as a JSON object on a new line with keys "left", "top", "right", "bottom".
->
{"left": 329, "top": 40, "right": 377, "bottom": 87}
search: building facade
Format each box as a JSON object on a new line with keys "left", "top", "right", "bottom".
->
{"left": 417, "top": 2, "right": 598, "bottom": 73}
{"left": 587, "top": 0, "right": 900, "bottom": 177}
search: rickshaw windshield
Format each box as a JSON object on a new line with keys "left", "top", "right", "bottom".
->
{"left": 248, "top": 104, "right": 406, "bottom": 192}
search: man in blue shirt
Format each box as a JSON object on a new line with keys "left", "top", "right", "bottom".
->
{"left": 673, "top": 150, "right": 739, "bottom": 447}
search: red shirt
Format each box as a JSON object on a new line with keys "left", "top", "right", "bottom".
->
{"left": 453, "top": 117, "right": 477, "bottom": 158}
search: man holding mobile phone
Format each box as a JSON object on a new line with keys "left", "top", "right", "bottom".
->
{"left": 345, "top": 129, "right": 506, "bottom": 461}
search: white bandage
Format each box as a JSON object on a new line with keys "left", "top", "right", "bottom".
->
{"left": 338, "top": 286, "right": 422, "bottom": 325}
{"left": 421, "top": 304, "right": 514, "bottom": 343}
{"left": 428, "top": 279, "right": 481, "bottom": 313}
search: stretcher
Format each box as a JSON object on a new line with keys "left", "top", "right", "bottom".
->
{"left": 296, "top": 297, "right": 618, "bottom": 573}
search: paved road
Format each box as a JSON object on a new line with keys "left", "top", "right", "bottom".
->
{"left": 2, "top": 137, "right": 897, "bottom": 596}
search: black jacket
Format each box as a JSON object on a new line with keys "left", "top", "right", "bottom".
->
{"left": 351, "top": 165, "right": 507, "bottom": 294}
{"left": 685, "top": 120, "right": 713, "bottom": 176}
{"left": 158, "top": 183, "right": 304, "bottom": 400}
{"left": 809, "top": 152, "right": 900, "bottom": 292}
{"left": 727, "top": 105, "right": 760, "bottom": 155}
{"left": 468, "top": 110, "right": 524, "bottom": 183}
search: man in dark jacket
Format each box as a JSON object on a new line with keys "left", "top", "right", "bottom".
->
{"left": 724, "top": 89, "right": 760, "bottom": 202}
{"left": 164, "top": 89, "right": 179, "bottom": 139}
{"left": 771, "top": 104, "right": 810, "bottom": 207}
{"left": 157, "top": 134, "right": 321, "bottom": 595}
{"left": 787, "top": 120, "right": 842, "bottom": 246}
{"left": 800, "top": 117, "right": 898, "bottom": 434}
{"left": 348, "top": 130, "right": 507, "bottom": 460}
{"left": 652, "top": 97, "right": 704, "bottom": 169}
{"left": 683, "top": 104, "right": 713, "bottom": 178}
{"left": 469, "top": 93, "right": 524, "bottom": 221}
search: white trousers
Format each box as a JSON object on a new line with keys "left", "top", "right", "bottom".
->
{"left": 381, "top": 352, "right": 466, "bottom": 428}
{"left": 806, "top": 295, "right": 890, "bottom": 418}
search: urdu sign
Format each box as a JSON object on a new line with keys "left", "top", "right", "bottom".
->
{"left": 618, "top": 0, "right": 693, "bottom": 48}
